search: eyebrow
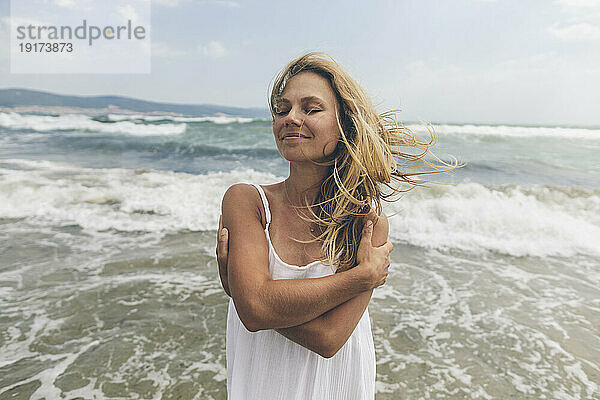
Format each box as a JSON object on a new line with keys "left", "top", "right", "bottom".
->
{"left": 275, "top": 96, "right": 326, "bottom": 105}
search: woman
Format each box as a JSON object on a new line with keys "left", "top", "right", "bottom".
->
{"left": 216, "top": 52, "right": 445, "bottom": 399}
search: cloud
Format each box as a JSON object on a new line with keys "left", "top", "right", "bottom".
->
{"left": 153, "top": 0, "right": 184, "bottom": 6}
{"left": 555, "top": 0, "right": 600, "bottom": 7}
{"left": 1, "top": 16, "right": 50, "bottom": 28}
{"left": 208, "top": 0, "right": 240, "bottom": 8}
{"left": 548, "top": 22, "right": 600, "bottom": 40}
{"left": 551, "top": 0, "right": 600, "bottom": 40}
{"left": 53, "top": 0, "right": 94, "bottom": 11}
{"left": 54, "top": 0, "right": 77, "bottom": 8}
{"left": 497, "top": 53, "right": 558, "bottom": 70}
{"left": 153, "top": 0, "right": 240, "bottom": 7}
{"left": 404, "top": 61, "right": 463, "bottom": 79}
{"left": 554, "top": 0, "right": 600, "bottom": 18}
{"left": 199, "top": 40, "right": 228, "bottom": 58}
{"left": 152, "top": 41, "right": 186, "bottom": 57}
{"left": 117, "top": 5, "right": 140, "bottom": 24}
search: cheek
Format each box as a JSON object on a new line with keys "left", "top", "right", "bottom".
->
{"left": 323, "top": 140, "right": 338, "bottom": 156}
{"left": 272, "top": 120, "right": 283, "bottom": 136}
{"left": 318, "top": 120, "right": 341, "bottom": 155}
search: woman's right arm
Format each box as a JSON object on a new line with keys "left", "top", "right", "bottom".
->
{"left": 221, "top": 183, "right": 391, "bottom": 332}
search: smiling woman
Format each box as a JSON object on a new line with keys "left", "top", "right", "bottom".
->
{"left": 216, "top": 51, "right": 454, "bottom": 400}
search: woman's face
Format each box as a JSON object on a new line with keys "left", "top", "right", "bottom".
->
{"left": 272, "top": 71, "right": 342, "bottom": 164}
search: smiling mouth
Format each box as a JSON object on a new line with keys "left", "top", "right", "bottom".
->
{"left": 283, "top": 133, "right": 310, "bottom": 139}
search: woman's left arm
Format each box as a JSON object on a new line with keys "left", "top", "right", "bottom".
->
{"left": 275, "top": 288, "right": 373, "bottom": 358}
{"left": 275, "top": 210, "right": 389, "bottom": 358}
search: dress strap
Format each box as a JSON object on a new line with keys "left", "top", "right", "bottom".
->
{"left": 250, "top": 183, "right": 271, "bottom": 226}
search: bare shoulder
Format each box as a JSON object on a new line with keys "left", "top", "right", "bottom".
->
{"left": 367, "top": 208, "right": 389, "bottom": 247}
{"left": 221, "top": 183, "right": 265, "bottom": 228}
{"left": 222, "top": 182, "right": 258, "bottom": 201}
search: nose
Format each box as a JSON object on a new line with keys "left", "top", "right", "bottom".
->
{"left": 284, "top": 107, "right": 303, "bottom": 127}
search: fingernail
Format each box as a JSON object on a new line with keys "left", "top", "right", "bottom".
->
{"left": 367, "top": 220, "right": 373, "bottom": 227}
{"left": 220, "top": 228, "right": 227, "bottom": 236}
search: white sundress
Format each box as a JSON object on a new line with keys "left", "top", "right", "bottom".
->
{"left": 225, "top": 183, "right": 376, "bottom": 400}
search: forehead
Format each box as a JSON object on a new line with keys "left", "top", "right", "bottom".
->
{"left": 278, "top": 71, "right": 336, "bottom": 104}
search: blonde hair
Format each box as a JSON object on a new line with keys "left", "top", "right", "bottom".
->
{"left": 269, "top": 51, "right": 458, "bottom": 272}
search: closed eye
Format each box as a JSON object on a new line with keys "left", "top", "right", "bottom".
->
{"left": 274, "top": 106, "right": 322, "bottom": 116}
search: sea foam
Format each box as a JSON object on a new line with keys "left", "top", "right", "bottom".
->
{"left": 406, "top": 123, "right": 600, "bottom": 140}
{"left": 106, "top": 113, "right": 257, "bottom": 124}
{"left": 386, "top": 182, "right": 600, "bottom": 257}
{"left": 0, "top": 112, "right": 186, "bottom": 136}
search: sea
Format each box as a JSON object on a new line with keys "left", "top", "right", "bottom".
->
{"left": 0, "top": 111, "right": 598, "bottom": 400}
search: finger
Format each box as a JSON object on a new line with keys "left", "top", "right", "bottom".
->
{"left": 217, "top": 215, "right": 223, "bottom": 249}
{"left": 383, "top": 241, "right": 394, "bottom": 254}
{"left": 217, "top": 227, "right": 229, "bottom": 262}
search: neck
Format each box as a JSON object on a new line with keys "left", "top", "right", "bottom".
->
{"left": 284, "top": 162, "right": 329, "bottom": 206}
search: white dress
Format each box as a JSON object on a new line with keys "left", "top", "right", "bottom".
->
{"left": 226, "top": 183, "right": 376, "bottom": 400}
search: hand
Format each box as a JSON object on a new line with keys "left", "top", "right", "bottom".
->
{"left": 216, "top": 214, "right": 231, "bottom": 297}
{"left": 356, "top": 218, "right": 393, "bottom": 289}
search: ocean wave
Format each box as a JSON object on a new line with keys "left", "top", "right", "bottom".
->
{"left": 0, "top": 159, "right": 279, "bottom": 234}
{"left": 1, "top": 159, "right": 598, "bottom": 258}
{"left": 406, "top": 123, "right": 600, "bottom": 140}
{"left": 386, "top": 182, "right": 600, "bottom": 257}
{"left": 105, "top": 113, "right": 258, "bottom": 124}
{"left": 0, "top": 112, "right": 186, "bottom": 136}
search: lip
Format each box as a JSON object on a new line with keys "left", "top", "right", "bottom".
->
{"left": 283, "top": 132, "right": 310, "bottom": 140}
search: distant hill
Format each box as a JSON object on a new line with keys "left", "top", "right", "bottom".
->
{"left": 0, "top": 88, "right": 269, "bottom": 118}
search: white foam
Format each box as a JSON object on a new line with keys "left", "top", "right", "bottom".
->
{"left": 28, "top": 340, "right": 101, "bottom": 400}
{"left": 0, "top": 159, "right": 279, "bottom": 235}
{"left": 0, "top": 112, "right": 186, "bottom": 136}
{"left": 106, "top": 113, "right": 257, "bottom": 124}
{"left": 406, "top": 123, "right": 600, "bottom": 140}
{"left": 386, "top": 182, "right": 600, "bottom": 257}
{"left": 0, "top": 314, "right": 48, "bottom": 369}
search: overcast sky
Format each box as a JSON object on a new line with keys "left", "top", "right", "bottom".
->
{"left": 0, "top": 0, "right": 599, "bottom": 126}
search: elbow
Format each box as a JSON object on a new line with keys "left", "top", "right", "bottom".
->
{"left": 318, "top": 349, "right": 336, "bottom": 359}
{"left": 314, "top": 328, "right": 343, "bottom": 359}
{"left": 318, "top": 340, "right": 342, "bottom": 359}
{"left": 238, "top": 310, "right": 267, "bottom": 333}
{"left": 236, "top": 299, "right": 271, "bottom": 332}
{"left": 242, "top": 320, "right": 262, "bottom": 333}
{"left": 239, "top": 313, "right": 266, "bottom": 333}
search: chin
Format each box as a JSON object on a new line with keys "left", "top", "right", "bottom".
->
{"left": 282, "top": 154, "right": 331, "bottom": 164}
{"left": 277, "top": 146, "right": 335, "bottom": 163}
{"left": 281, "top": 154, "right": 312, "bottom": 163}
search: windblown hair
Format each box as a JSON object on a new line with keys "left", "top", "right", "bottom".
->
{"left": 269, "top": 51, "right": 458, "bottom": 272}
